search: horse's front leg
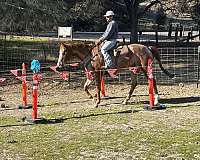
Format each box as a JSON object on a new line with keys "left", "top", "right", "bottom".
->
{"left": 84, "top": 79, "right": 93, "bottom": 99}
{"left": 122, "top": 73, "right": 137, "bottom": 105}
{"left": 94, "top": 71, "right": 101, "bottom": 108}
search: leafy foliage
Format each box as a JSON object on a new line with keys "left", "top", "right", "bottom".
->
{"left": 0, "top": 0, "right": 107, "bottom": 32}
{"left": 0, "top": 0, "right": 199, "bottom": 33}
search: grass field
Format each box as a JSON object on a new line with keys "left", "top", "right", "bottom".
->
{"left": 0, "top": 82, "right": 200, "bottom": 160}
{"left": 0, "top": 35, "right": 200, "bottom": 159}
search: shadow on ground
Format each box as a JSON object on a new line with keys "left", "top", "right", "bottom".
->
{"left": 0, "top": 109, "right": 140, "bottom": 127}
{"left": 159, "top": 96, "right": 200, "bottom": 104}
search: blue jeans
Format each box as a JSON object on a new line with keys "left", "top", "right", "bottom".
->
{"left": 101, "top": 40, "right": 117, "bottom": 68}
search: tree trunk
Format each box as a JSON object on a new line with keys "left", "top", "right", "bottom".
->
{"left": 124, "top": 0, "right": 139, "bottom": 43}
{"left": 130, "top": 4, "right": 139, "bottom": 43}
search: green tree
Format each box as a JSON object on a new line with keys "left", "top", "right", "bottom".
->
{"left": 122, "top": 0, "right": 165, "bottom": 43}
{"left": 0, "top": 0, "right": 198, "bottom": 38}
{"left": 0, "top": 0, "right": 71, "bottom": 32}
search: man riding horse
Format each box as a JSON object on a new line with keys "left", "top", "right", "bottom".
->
{"left": 96, "top": 10, "right": 118, "bottom": 69}
{"left": 55, "top": 10, "right": 175, "bottom": 108}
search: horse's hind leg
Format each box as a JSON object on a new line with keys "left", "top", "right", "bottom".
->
{"left": 94, "top": 71, "right": 101, "bottom": 108}
{"left": 84, "top": 79, "right": 93, "bottom": 99}
{"left": 122, "top": 73, "right": 137, "bottom": 105}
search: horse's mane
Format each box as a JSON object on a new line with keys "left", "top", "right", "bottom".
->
{"left": 59, "top": 42, "right": 94, "bottom": 50}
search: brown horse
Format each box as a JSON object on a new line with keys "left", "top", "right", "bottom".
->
{"left": 56, "top": 42, "right": 174, "bottom": 107}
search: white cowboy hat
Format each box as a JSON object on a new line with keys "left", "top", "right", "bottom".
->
{"left": 104, "top": 10, "right": 115, "bottom": 17}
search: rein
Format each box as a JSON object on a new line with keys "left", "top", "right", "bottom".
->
{"left": 85, "top": 43, "right": 100, "bottom": 64}
{"left": 80, "top": 43, "right": 100, "bottom": 69}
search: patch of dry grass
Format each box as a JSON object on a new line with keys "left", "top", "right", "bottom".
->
{"left": 0, "top": 83, "right": 200, "bottom": 159}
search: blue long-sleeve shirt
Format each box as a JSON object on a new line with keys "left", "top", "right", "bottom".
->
{"left": 101, "top": 20, "right": 118, "bottom": 41}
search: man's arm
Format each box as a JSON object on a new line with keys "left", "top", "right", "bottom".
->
{"left": 96, "top": 22, "right": 115, "bottom": 45}
{"left": 101, "top": 22, "right": 115, "bottom": 41}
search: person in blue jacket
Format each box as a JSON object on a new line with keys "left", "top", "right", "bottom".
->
{"left": 96, "top": 10, "right": 118, "bottom": 69}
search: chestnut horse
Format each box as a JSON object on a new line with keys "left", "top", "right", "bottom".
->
{"left": 56, "top": 42, "right": 174, "bottom": 107}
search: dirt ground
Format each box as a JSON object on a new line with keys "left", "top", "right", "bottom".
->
{"left": 1, "top": 81, "right": 200, "bottom": 159}
{"left": 0, "top": 81, "right": 200, "bottom": 118}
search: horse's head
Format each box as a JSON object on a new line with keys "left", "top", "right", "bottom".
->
{"left": 57, "top": 42, "right": 95, "bottom": 67}
{"left": 57, "top": 42, "right": 78, "bottom": 67}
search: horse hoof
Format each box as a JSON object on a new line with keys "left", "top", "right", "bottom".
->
{"left": 95, "top": 104, "right": 98, "bottom": 108}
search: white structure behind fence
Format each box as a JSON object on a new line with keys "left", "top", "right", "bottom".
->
{"left": 58, "top": 27, "right": 73, "bottom": 40}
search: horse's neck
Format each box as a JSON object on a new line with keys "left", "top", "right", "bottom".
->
{"left": 74, "top": 47, "right": 91, "bottom": 61}
{"left": 92, "top": 46, "right": 100, "bottom": 55}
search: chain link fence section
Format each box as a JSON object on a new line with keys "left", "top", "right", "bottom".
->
{"left": 0, "top": 37, "right": 199, "bottom": 86}
{"left": 154, "top": 47, "right": 199, "bottom": 84}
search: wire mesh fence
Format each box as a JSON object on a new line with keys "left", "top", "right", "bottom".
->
{"left": 98, "top": 47, "right": 199, "bottom": 86}
{"left": 0, "top": 39, "right": 58, "bottom": 72}
{"left": 0, "top": 38, "right": 199, "bottom": 87}
{"left": 154, "top": 47, "right": 199, "bottom": 84}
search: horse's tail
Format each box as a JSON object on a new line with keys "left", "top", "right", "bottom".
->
{"left": 149, "top": 46, "right": 175, "bottom": 78}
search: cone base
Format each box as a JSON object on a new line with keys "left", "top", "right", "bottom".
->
{"left": 18, "top": 104, "right": 32, "bottom": 109}
{"left": 25, "top": 118, "right": 47, "bottom": 124}
{"left": 101, "top": 96, "right": 110, "bottom": 99}
{"left": 144, "top": 104, "right": 166, "bottom": 111}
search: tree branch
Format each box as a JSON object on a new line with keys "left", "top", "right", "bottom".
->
{"left": 110, "top": 0, "right": 126, "bottom": 7}
{"left": 138, "top": 0, "right": 162, "bottom": 17}
{"left": 124, "top": 0, "right": 133, "bottom": 14}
